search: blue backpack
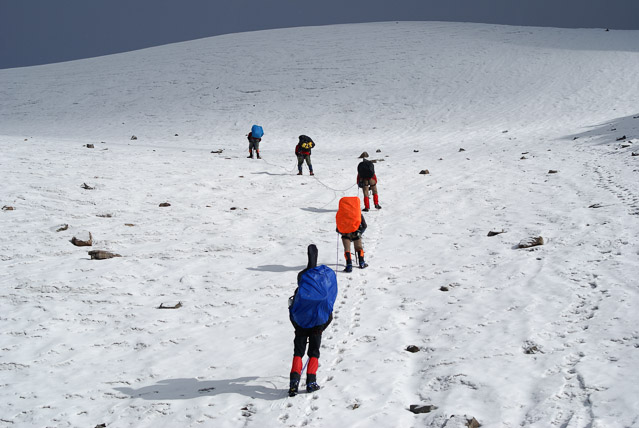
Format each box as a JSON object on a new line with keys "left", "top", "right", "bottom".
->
{"left": 251, "top": 125, "right": 264, "bottom": 139}
{"left": 289, "top": 265, "right": 338, "bottom": 329}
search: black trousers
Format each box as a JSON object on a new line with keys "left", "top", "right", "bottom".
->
{"left": 293, "top": 331, "right": 322, "bottom": 359}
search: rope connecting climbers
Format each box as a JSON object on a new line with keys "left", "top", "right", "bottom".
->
{"left": 260, "top": 152, "right": 363, "bottom": 272}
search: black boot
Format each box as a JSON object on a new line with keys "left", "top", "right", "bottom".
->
{"left": 306, "top": 374, "right": 320, "bottom": 392}
{"left": 289, "top": 372, "right": 301, "bottom": 397}
{"left": 344, "top": 252, "right": 353, "bottom": 272}
{"left": 357, "top": 250, "right": 368, "bottom": 269}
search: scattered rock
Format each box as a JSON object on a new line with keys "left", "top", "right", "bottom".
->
{"left": 71, "top": 232, "right": 93, "bottom": 247}
{"left": 406, "top": 345, "right": 420, "bottom": 353}
{"left": 130, "top": 135, "right": 137, "bottom": 140}
{"left": 86, "top": 144, "right": 94, "bottom": 148}
{"left": 502, "top": 130, "right": 508, "bottom": 133}
{"left": 370, "top": 158, "right": 384, "bottom": 163}
{"left": 440, "top": 285, "right": 449, "bottom": 292}
{"left": 359, "top": 152, "right": 369, "bottom": 158}
{"left": 573, "top": 137, "right": 579, "bottom": 140}
{"left": 632, "top": 152, "right": 639, "bottom": 157}
{"left": 56, "top": 224, "right": 69, "bottom": 232}
{"left": 459, "top": 148, "right": 466, "bottom": 152}
{"left": 518, "top": 236, "right": 544, "bottom": 248}
{"left": 96, "top": 213, "right": 112, "bottom": 218}
{"left": 447, "top": 415, "right": 481, "bottom": 428}
{"left": 409, "top": 404, "right": 437, "bottom": 414}
{"left": 414, "top": 150, "right": 419, "bottom": 153}
{"left": 348, "top": 402, "right": 361, "bottom": 410}
{"left": 2, "top": 205, "right": 15, "bottom": 211}
{"left": 621, "top": 144, "right": 630, "bottom": 148}
{"left": 487, "top": 230, "right": 505, "bottom": 237}
{"left": 230, "top": 207, "right": 238, "bottom": 210}
{"left": 616, "top": 135, "right": 626, "bottom": 141}
{"left": 81, "top": 183, "right": 94, "bottom": 190}
{"left": 159, "top": 202, "right": 171, "bottom": 207}
{"left": 467, "top": 417, "right": 481, "bottom": 428}
{"left": 211, "top": 149, "right": 224, "bottom": 154}
{"left": 523, "top": 341, "right": 542, "bottom": 354}
{"left": 419, "top": 169, "right": 430, "bottom": 175}
{"left": 376, "top": 149, "right": 381, "bottom": 153}
{"left": 520, "top": 156, "right": 527, "bottom": 160}
{"left": 158, "top": 302, "right": 183, "bottom": 309}
{"left": 175, "top": 134, "right": 179, "bottom": 137}
{"left": 124, "top": 223, "right": 135, "bottom": 227}
{"left": 588, "top": 203, "right": 603, "bottom": 208}
{"left": 88, "top": 250, "right": 121, "bottom": 260}
{"left": 548, "top": 170, "right": 558, "bottom": 174}
{"left": 95, "top": 424, "right": 107, "bottom": 428}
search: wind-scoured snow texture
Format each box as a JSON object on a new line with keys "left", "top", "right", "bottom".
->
{"left": 1, "top": 22, "right": 639, "bottom": 428}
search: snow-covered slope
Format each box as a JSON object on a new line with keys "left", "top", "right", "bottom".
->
{"left": 1, "top": 22, "right": 638, "bottom": 428}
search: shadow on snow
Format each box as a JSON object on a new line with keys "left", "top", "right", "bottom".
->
{"left": 246, "top": 264, "right": 304, "bottom": 272}
{"left": 114, "top": 376, "right": 284, "bottom": 401}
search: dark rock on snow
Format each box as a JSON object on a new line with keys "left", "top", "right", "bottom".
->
{"left": 518, "top": 236, "right": 544, "bottom": 249}
{"left": 88, "top": 250, "right": 121, "bottom": 260}
{"left": 71, "top": 232, "right": 93, "bottom": 247}
{"left": 409, "top": 404, "right": 437, "bottom": 414}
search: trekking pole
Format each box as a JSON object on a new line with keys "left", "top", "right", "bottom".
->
{"left": 336, "top": 233, "right": 340, "bottom": 271}
{"left": 300, "top": 357, "right": 310, "bottom": 377}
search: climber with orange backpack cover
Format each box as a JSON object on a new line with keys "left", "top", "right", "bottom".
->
{"left": 335, "top": 196, "right": 368, "bottom": 272}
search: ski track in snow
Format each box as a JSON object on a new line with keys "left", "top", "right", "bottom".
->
{"left": 1, "top": 21, "right": 639, "bottom": 428}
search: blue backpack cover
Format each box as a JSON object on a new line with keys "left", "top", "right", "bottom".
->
{"left": 251, "top": 125, "right": 264, "bottom": 139}
{"left": 290, "top": 265, "right": 338, "bottom": 329}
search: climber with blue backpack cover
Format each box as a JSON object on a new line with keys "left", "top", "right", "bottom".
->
{"left": 287, "top": 244, "right": 338, "bottom": 396}
{"left": 247, "top": 124, "right": 264, "bottom": 159}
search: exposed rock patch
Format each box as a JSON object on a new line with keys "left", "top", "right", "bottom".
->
{"left": 518, "top": 236, "right": 544, "bottom": 248}
{"left": 71, "top": 232, "right": 93, "bottom": 247}
{"left": 88, "top": 250, "right": 121, "bottom": 260}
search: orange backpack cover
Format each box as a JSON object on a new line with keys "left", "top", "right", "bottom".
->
{"left": 336, "top": 197, "right": 362, "bottom": 234}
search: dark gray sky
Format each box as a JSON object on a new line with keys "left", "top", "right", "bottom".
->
{"left": 1, "top": 0, "right": 638, "bottom": 69}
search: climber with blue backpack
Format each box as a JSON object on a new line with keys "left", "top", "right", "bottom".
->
{"left": 247, "top": 124, "right": 264, "bottom": 159}
{"left": 287, "top": 244, "right": 338, "bottom": 396}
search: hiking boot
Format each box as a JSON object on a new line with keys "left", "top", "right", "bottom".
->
{"left": 310, "top": 171, "right": 314, "bottom": 176}
{"left": 306, "top": 382, "right": 320, "bottom": 393}
{"left": 288, "top": 380, "right": 299, "bottom": 397}
{"left": 359, "top": 261, "right": 368, "bottom": 269}
{"left": 344, "top": 252, "right": 353, "bottom": 272}
{"left": 247, "top": 155, "right": 253, "bottom": 159}
{"left": 297, "top": 171, "right": 303, "bottom": 175}
{"left": 375, "top": 204, "right": 382, "bottom": 209}
{"left": 257, "top": 155, "right": 262, "bottom": 159}
{"left": 363, "top": 208, "right": 369, "bottom": 212}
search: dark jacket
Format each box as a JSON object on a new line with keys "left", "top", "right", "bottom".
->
{"left": 247, "top": 132, "right": 261, "bottom": 143}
